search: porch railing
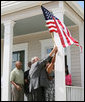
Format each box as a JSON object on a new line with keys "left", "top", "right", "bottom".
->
{"left": 1, "top": 85, "right": 84, "bottom": 101}
{"left": 66, "top": 86, "right": 84, "bottom": 101}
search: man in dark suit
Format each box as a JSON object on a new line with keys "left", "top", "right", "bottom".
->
{"left": 29, "top": 46, "right": 58, "bottom": 101}
{"left": 24, "top": 61, "right": 33, "bottom": 101}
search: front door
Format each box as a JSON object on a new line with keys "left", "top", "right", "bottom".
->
{"left": 12, "top": 50, "right": 25, "bottom": 71}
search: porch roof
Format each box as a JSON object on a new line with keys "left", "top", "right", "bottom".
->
{"left": 2, "top": 1, "right": 83, "bottom": 39}
{"left": 1, "top": 1, "right": 84, "bottom": 20}
{"left": 1, "top": 14, "right": 75, "bottom": 39}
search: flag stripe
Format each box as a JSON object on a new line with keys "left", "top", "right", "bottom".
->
{"left": 53, "top": 17, "right": 66, "bottom": 47}
{"left": 57, "top": 19, "right": 80, "bottom": 46}
{"left": 66, "top": 28, "right": 79, "bottom": 44}
{"left": 46, "top": 24, "right": 56, "bottom": 27}
{"left": 58, "top": 22, "right": 69, "bottom": 47}
{"left": 46, "top": 22, "right": 55, "bottom": 25}
{"left": 57, "top": 19, "right": 64, "bottom": 29}
{"left": 49, "top": 30, "right": 58, "bottom": 33}
{"left": 62, "top": 26, "right": 74, "bottom": 45}
{"left": 49, "top": 27, "right": 58, "bottom": 31}
{"left": 46, "top": 20, "right": 54, "bottom": 23}
{"left": 55, "top": 18, "right": 72, "bottom": 47}
{"left": 62, "top": 29, "right": 72, "bottom": 46}
{"left": 48, "top": 25, "right": 58, "bottom": 29}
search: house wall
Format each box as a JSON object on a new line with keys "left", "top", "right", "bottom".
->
{"left": 13, "top": 31, "right": 51, "bottom": 61}
{"left": 1, "top": 26, "right": 81, "bottom": 86}
{"left": 69, "top": 26, "right": 81, "bottom": 86}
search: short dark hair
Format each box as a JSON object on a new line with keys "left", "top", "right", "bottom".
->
{"left": 65, "top": 65, "right": 68, "bottom": 68}
{"left": 28, "top": 61, "right": 32, "bottom": 68}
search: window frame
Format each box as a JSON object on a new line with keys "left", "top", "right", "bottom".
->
{"left": 13, "top": 43, "right": 28, "bottom": 71}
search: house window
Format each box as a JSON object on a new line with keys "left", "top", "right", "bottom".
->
{"left": 12, "top": 50, "right": 25, "bottom": 71}
{"left": 47, "top": 47, "right": 53, "bottom": 54}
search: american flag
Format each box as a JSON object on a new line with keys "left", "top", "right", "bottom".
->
{"left": 41, "top": 5, "right": 82, "bottom": 51}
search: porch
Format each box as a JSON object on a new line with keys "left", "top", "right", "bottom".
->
{"left": 1, "top": 1, "right": 84, "bottom": 101}
{"left": 66, "top": 86, "right": 84, "bottom": 101}
{"left": 1, "top": 85, "right": 84, "bottom": 101}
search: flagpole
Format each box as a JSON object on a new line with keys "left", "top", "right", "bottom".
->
{"left": 39, "top": 2, "right": 58, "bottom": 49}
{"left": 39, "top": 1, "right": 43, "bottom": 6}
{"left": 50, "top": 32, "right": 57, "bottom": 46}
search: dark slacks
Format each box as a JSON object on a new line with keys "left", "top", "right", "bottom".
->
{"left": 27, "top": 87, "right": 45, "bottom": 101}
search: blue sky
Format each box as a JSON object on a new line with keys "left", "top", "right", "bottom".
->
{"left": 77, "top": 1, "right": 84, "bottom": 9}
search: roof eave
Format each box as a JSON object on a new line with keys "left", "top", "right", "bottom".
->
{"left": 65, "top": 1, "right": 84, "bottom": 20}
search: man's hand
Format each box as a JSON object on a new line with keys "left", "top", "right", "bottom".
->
{"left": 11, "top": 81, "right": 22, "bottom": 91}
{"left": 16, "top": 85, "right": 22, "bottom": 91}
{"left": 54, "top": 46, "right": 58, "bottom": 54}
{"left": 49, "top": 46, "right": 58, "bottom": 57}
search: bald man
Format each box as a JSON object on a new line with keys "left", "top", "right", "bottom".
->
{"left": 10, "top": 61, "right": 24, "bottom": 101}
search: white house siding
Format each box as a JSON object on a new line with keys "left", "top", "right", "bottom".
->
{"left": 69, "top": 26, "right": 81, "bottom": 86}
{"left": 13, "top": 31, "right": 51, "bottom": 61}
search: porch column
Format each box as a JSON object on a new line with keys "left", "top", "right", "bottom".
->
{"left": 52, "top": 7, "right": 66, "bottom": 101}
{"left": 2, "top": 20, "right": 15, "bottom": 101}
{"left": 79, "top": 21, "right": 84, "bottom": 87}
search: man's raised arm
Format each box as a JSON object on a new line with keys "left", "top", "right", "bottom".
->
{"left": 49, "top": 46, "right": 58, "bottom": 57}
{"left": 38, "top": 46, "right": 58, "bottom": 67}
